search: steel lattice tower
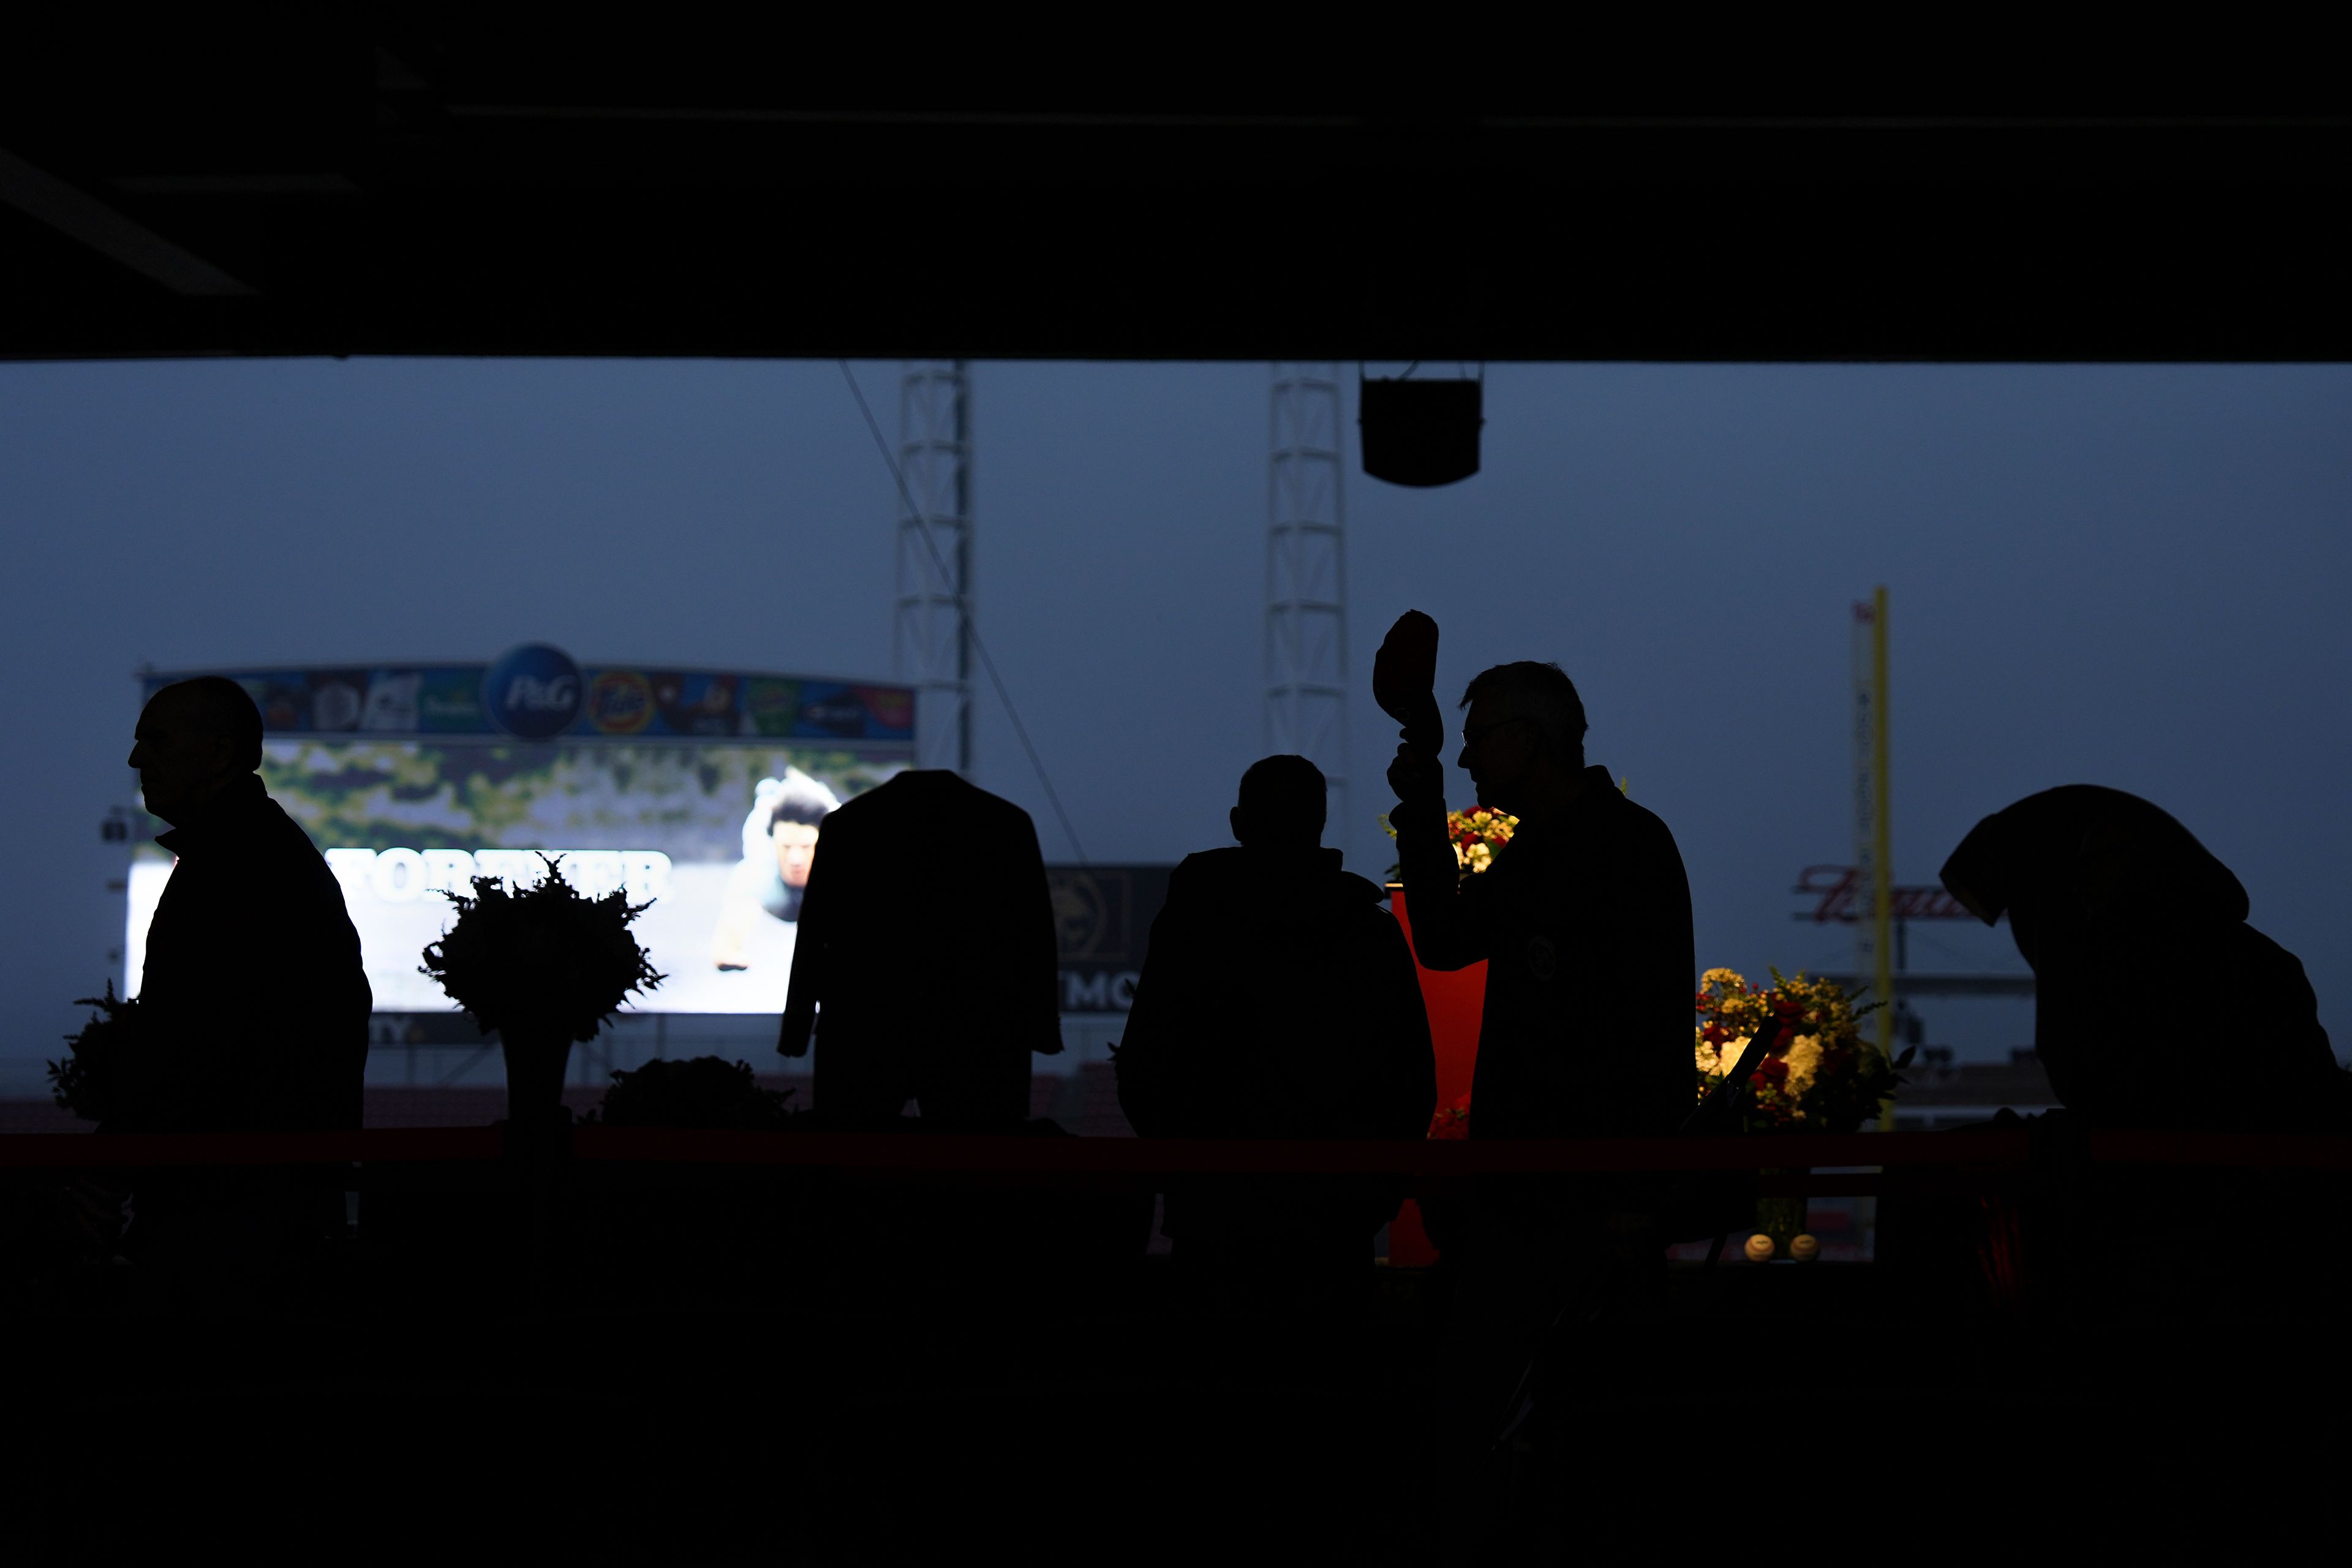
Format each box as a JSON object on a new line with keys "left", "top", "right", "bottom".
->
{"left": 1265, "top": 363, "right": 1351, "bottom": 850}
{"left": 894, "top": 360, "right": 973, "bottom": 774}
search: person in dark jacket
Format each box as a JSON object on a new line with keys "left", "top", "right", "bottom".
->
{"left": 126, "top": 677, "right": 371, "bottom": 1135}
{"left": 778, "top": 770, "right": 1061, "bottom": 1126}
{"left": 1940, "top": 785, "right": 2340, "bottom": 1131}
{"left": 1117, "top": 755, "right": 1436, "bottom": 1269}
{"left": 1379, "top": 619, "right": 1694, "bottom": 1494}
{"left": 1385, "top": 654, "right": 1694, "bottom": 1188}
{"left": 121, "top": 676, "right": 371, "bottom": 1273}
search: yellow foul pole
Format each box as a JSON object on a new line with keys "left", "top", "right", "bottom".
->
{"left": 1871, "top": 586, "right": 1895, "bottom": 1130}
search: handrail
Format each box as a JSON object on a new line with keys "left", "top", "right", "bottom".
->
{"left": 2, "top": 1126, "right": 2344, "bottom": 1175}
{"left": 0, "top": 1128, "right": 501, "bottom": 1170}
{"left": 568, "top": 1128, "right": 2029, "bottom": 1174}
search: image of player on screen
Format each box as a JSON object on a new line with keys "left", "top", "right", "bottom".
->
{"left": 712, "top": 769, "right": 841, "bottom": 971}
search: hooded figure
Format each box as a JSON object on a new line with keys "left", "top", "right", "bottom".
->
{"left": 1117, "top": 756, "right": 1436, "bottom": 1261}
{"left": 1940, "top": 785, "right": 2339, "bottom": 1130}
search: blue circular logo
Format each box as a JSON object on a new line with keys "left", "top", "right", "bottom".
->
{"left": 483, "top": 644, "right": 582, "bottom": 740}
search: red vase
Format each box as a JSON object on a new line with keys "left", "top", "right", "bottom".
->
{"left": 1387, "top": 886, "right": 1485, "bottom": 1266}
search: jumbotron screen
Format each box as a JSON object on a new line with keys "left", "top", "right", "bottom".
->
{"left": 124, "top": 651, "right": 914, "bottom": 1015}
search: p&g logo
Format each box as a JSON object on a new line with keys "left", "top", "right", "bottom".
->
{"left": 483, "top": 643, "right": 584, "bottom": 739}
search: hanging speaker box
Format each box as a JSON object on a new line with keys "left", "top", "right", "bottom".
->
{"left": 1359, "top": 375, "right": 1483, "bottom": 487}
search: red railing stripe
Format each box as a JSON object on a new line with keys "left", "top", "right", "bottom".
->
{"left": 1, "top": 1125, "right": 2343, "bottom": 1174}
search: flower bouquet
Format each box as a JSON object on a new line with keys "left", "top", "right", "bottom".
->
{"left": 1693, "top": 967, "right": 1908, "bottom": 1257}
{"left": 1694, "top": 967, "right": 1901, "bottom": 1134}
{"left": 420, "top": 854, "right": 663, "bottom": 1126}
{"left": 1381, "top": 807, "right": 1520, "bottom": 881}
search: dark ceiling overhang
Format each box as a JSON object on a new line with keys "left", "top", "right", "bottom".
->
{"left": 5, "top": 23, "right": 2347, "bottom": 363}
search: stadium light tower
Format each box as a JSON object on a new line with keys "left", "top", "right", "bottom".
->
{"left": 894, "top": 360, "right": 973, "bottom": 774}
{"left": 1265, "top": 363, "right": 1351, "bottom": 853}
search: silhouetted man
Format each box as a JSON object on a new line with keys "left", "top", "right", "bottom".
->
{"left": 122, "top": 677, "right": 371, "bottom": 1266}
{"left": 1117, "top": 755, "right": 1435, "bottom": 1272}
{"left": 1379, "top": 615, "right": 1693, "bottom": 1483}
{"left": 1941, "top": 785, "right": 2340, "bottom": 1130}
{"left": 778, "top": 770, "right": 1061, "bottom": 1125}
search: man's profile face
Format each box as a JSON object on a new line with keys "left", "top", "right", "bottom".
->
{"left": 1457, "top": 698, "right": 1539, "bottom": 813}
{"left": 772, "top": 821, "right": 821, "bottom": 888}
{"left": 126, "top": 692, "right": 239, "bottom": 826}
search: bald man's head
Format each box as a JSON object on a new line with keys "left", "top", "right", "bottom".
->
{"left": 129, "top": 677, "right": 262, "bottom": 825}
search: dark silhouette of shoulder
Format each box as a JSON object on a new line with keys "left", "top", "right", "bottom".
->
{"left": 134, "top": 774, "right": 369, "bottom": 1133}
{"left": 1122, "top": 843, "right": 1433, "bottom": 1142}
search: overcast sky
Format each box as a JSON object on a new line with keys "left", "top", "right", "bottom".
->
{"left": 2, "top": 358, "right": 2345, "bottom": 1090}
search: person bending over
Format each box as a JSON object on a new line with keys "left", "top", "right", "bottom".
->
{"left": 1117, "top": 755, "right": 1435, "bottom": 1275}
{"left": 1941, "top": 785, "right": 2340, "bottom": 1131}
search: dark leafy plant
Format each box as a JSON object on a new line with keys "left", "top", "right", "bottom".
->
{"left": 48, "top": 984, "right": 139, "bottom": 1125}
{"left": 588, "top": 1056, "right": 797, "bottom": 1130}
{"left": 419, "top": 854, "right": 664, "bottom": 1042}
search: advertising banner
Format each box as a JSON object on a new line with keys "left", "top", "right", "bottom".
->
{"left": 126, "top": 739, "right": 899, "bottom": 1016}
{"left": 141, "top": 660, "right": 916, "bottom": 746}
{"left": 1046, "top": 864, "right": 1172, "bottom": 1014}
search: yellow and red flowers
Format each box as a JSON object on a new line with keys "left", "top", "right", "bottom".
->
{"left": 1694, "top": 967, "right": 1903, "bottom": 1133}
{"left": 1381, "top": 808, "right": 1520, "bottom": 877}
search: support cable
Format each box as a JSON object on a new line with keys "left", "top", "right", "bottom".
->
{"left": 837, "top": 361, "right": 1088, "bottom": 862}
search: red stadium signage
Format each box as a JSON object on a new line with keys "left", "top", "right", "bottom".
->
{"left": 1793, "top": 864, "right": 1975, "bottom": 924}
